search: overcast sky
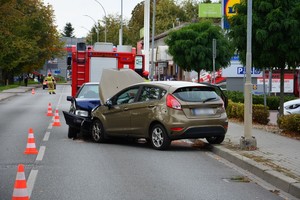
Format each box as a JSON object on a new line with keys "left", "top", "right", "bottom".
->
{"left": 42, "top": 0, "right": 143, "bottom": 38}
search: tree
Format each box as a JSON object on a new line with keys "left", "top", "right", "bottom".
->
{"left": 155, "top": 0, "right": 187, "bottom": 34}
{"left": 127, "top": 0, "right": 189, "bottom": 47}
{"left": 127, "top": 2, "right": 144, "bottom": 46}
{"left": 62, "top": 22, "right": 75, "bottom": 37}
{"left": 0, "top": 0, "right": 65, "bottom": 85}
{"left": 228, "top": 0, "right": 300, "bottom": 115}
{"left": 180, "top": 0, "right": 200, "bottom": 22}
{"left": 165, "top": 21, "right": 234, "bottom": 81}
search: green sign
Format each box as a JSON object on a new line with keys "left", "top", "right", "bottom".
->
{"left": 199, "top": 3, "right": 222, "bottom": 18}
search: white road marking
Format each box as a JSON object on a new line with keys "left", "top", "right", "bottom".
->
{"left": 36, "top": 146, "right": 46, "bottom": 161}
{"left": 43, "top": 131, "right": 50, "bottom": 141}
{"left": 27, "top": 85, "right": 68, "bottom": 197}
{"left": 48, "top": 123, "right": 52, "bottom": 129}
{"left": 27, "top": 169, "right": 38, "bottom": 198}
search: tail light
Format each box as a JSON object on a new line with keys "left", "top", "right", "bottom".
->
{"left": 166, "top": 94, "right": 182, "bottom": 110}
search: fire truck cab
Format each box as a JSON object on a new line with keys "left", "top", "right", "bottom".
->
{"left": 69, "top": 42, "right": 145, "bottom": 97}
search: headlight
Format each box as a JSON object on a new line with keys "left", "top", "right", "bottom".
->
{"left": 75, "top": 110, "right": 89, "bottom": 117}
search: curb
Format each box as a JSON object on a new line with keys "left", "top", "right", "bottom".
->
{"left": 210, "top": 145, "right": 300, "bottom": 199}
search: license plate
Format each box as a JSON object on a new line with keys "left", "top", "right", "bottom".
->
{"left": 193, "top": 108, "right": 214, "bottom": 115}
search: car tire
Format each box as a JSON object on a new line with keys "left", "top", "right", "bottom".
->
{"left": 68, "top": 127, "right": 78, "bottom": 139}
{"left": 150, "top": 124, "right": 171, "bottom": 150}
{"left": 91, "top": 119, "right": 106, "bottom": 143}
{"left": 206, "top": 135, "right": 225, "bottom": 144}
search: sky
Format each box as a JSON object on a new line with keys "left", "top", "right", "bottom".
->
{"left": 42, "top": 0, "right": 143, "bottom": 38}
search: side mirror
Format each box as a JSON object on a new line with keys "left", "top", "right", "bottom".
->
{"left": 67, "top": 96, "right": 74, "bottom": 103}
{"left": 105, "top": 99, "right": 113, "bottom": 109}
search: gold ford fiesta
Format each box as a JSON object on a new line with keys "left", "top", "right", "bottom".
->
{"left": 91, "top": 69, "right": 228, "bottom": 150}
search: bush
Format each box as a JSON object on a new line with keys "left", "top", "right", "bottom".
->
{"left": 226, "top": 100, "right": 243, "bottom": 120}
{"left": 278, "top": 114, "right": 300, "bottom": 134}
{"left": 225, "top": 90, "right": 297, "bottom": 110}
{"left": 253, "top": 105, "right": 269, "bottom": 125}
{"left": 226, "top": 101, "right": 269, "bottom": 124}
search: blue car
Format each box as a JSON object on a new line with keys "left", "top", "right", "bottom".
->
{"left": 63, "top": 82, "right": 100, "bottom": 139}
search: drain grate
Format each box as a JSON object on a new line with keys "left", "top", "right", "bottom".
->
{"left": 222, "top": 176, "right": 251, "bottom": 183}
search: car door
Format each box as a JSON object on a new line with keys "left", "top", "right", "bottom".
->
{"left": 103, "top": 86, "right": 140, "bottom": 136}
{"left": 130, "top": 86, "right": 165, "bottom": 137}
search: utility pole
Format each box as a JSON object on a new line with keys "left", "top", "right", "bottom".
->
{"left": 144, "top": 0, "right": 150, "bottom": 73}
{"left": 150, "top": 0, "right": 156, "bottom": 80}
{"left": 240, "top": 0, "right": 257, "bottom": 150}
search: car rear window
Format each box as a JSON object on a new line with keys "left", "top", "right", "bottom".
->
{"left": 173, "top": 86, "right": 220, "bottom": 102}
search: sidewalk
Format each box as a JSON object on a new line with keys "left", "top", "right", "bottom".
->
{"left": 0, "top": 86, "right": 299, "bottom": 198}
{"left": 211, "top": 122, "right": 300, "bottom": 199}
{"left": 0, "top": 85, "right": 41, "bottom": 101}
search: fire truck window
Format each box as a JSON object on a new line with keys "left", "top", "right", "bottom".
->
{"left": 77, "top": 42, "right": 86, "bottom": 51}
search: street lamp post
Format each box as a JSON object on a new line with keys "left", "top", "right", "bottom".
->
{"left": 81, "top": 26, "right": 93, "bottom": 45}
{"left": 94, "top": 0, "right": 107, "bottom": 42}
{"left": 240, "top": 0, "right": 257, "bottom": 150}
{"left": 120, "top": 0, "right": 123, "bottom": 45}
{"left": 83, "top": 14, "right": 99, "bottom": 42}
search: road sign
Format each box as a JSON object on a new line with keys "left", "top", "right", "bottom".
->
{"left": 237, "top": 67, "right": 261, "bottom": 75}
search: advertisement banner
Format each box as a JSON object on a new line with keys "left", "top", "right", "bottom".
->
{"left": 257, "top": 74, "right": 294, "bottom": 93}
{"left": 199, "top": 3, "right": 222, "bottom": 18}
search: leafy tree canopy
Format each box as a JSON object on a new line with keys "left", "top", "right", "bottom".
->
{"left": 228, "top": 0, "right": 300, "bottom": 115}
{"left": 165, "top": 21, "right": 234, "bottom": 81}
{"left": 229, "top": 0, "right": 300, "bottom": 69}
{"left": 0, "top": 0, "right": 65, "bottom": 84}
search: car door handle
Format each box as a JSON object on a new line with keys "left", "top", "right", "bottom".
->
{"left": 148, "top": 105, "right": 155, "bottom": 108}
{"left": 124, "top": 107, "right": 129, "bottom": 111}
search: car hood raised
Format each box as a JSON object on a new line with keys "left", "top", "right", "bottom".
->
{"left": 99, "top": 69, "right": 144, "bottom": 103}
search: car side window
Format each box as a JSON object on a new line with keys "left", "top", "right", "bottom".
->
{"left": 115, "top": 87, "right": 139, "bottom": 105}
{"left": 138, "top": 86, "right": 162, "bottom": 102}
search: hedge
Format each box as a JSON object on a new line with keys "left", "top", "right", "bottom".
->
{"left": 277, "top": 114, "right": 300, "bottom": 133}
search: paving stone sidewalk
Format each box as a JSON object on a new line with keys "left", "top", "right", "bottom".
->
{"left": 211, "top": 122, "right": 300, "bottom": 199}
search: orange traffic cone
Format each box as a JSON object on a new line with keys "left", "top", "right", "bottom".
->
{"left": 46, "top": 103, "right": 53, "bottom": 116}
{"left": 12, "top": 164, "right": 29, "bottom": 200}
{"left": 24, "top": 128, "right": 38, "bottom": 155}
{"left": 52, "top": 109, "right": 61, "bottom": 127}
{"left": 31, "top": 88, "right": 35, "bottom": 95}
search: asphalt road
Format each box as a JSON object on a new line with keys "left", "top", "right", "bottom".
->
{"left": 0, "top": 85, "right": 290, "bottom": 200}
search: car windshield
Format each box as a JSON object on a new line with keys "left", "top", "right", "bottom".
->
{"left": 77, "top": 84, "right": 99, "bottom": 99}
{"left": 173, "top": 86, "right": 220, "bottom": 102}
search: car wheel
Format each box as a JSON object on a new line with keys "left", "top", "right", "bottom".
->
{"left": 91, "top": 119, "right": 106, "bottom": 143}
{"left": 150, "top": 124, "right": 171, "bottom": 150}
{"left": 206, "top": 135, "right": 225, "bottom": 144}
{"left": 68, "top": 127, "right": 78, "bottom": 139}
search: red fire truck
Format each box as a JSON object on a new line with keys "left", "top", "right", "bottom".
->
{"left": 69, "top": 42, "right": 145, "bottom": 97}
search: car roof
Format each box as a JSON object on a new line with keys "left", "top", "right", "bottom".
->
{"left": 82, "top": 82, "right": 98, "bottom": 85}
{"left": 284, "top": 98, "right": 300, "bottom": 106}
{"left": 133, "top": 81, "right": 214, "bottom": 91}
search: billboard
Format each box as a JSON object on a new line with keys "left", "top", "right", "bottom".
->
{"left": 223, "top": 0, "right": 240, "bottom": 29}
{"left": 199, "top": 3, "right": 222, "bottom": 18}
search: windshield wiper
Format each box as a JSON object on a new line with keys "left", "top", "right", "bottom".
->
{"left": 203, "top": 97, "right": 216, "bottom": 103}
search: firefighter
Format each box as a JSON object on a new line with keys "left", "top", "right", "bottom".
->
{"left": 46, "top": 73, "right": 56, "bottom": 94}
